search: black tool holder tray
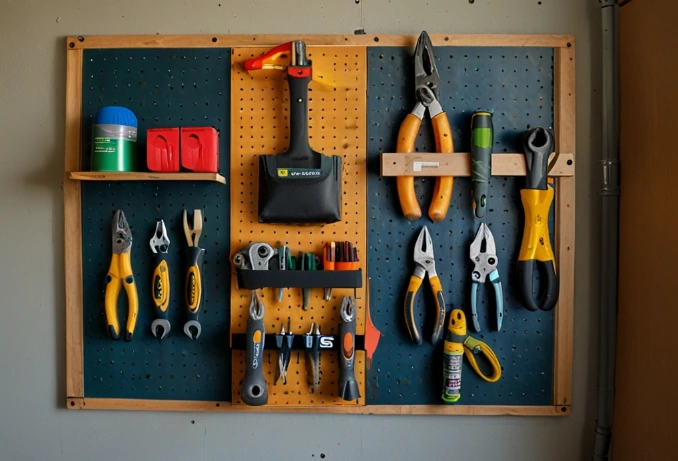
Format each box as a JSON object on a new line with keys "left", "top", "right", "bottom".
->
{"left": 236, "top": 269, "right": 363, "bottom": 290}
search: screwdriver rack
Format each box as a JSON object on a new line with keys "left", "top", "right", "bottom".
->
{"left": 63, "top": 34, "right": 575, "bottom": 415}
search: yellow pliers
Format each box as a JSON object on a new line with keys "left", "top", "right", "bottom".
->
{"left": 396, "top": 31, "right": 454, "bottom": 222}
{"left": 404, "top": 226, "right": 446, "bottom": 345}
{"left": 104, "top": 210, "right": 138, "bottom": 341}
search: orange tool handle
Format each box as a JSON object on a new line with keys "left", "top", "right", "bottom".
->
{"left": 428, "top": 112, "right": 454, "bottom": 222}
{"left": 244, "top": 42, "right": 293, "bottom": 71}
{"left": 396, "top": 114, "right": 423, "bottom": 221}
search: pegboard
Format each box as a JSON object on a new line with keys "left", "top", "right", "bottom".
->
{"left": 229, "top": 47, "right": 368, "bottom": 406}
{"left": 80, "top": 48, "right": 231, "bottom": 401}
{"left": 64, "top": 34, "right": 574, "bottom": 414}
{"left": 365, "top": 47, "right": 556, "bottom": 406}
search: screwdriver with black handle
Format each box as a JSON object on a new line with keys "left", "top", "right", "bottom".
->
{"left": 471, "top": 111, "right": 493, "bottom": 219}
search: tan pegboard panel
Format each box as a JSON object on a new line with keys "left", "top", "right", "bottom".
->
{"left": 230, "top": 46, "right": 367, "bottom": 406}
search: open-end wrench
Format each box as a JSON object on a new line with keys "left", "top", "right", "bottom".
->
{"left": 338, "top": 296, "right": 360, "bottom": 401}
{"left": 241, "top": 291, "right": 268, "bottom": 406}
{"left": 150, "top": 220, "right": 171, "bottom": 339}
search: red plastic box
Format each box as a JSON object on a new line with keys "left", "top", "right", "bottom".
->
{"left": 181, "top": 127, "right": 219, "bottom": 173}
{"left": 147, "top": 128, "right": 180, "bottom": 172}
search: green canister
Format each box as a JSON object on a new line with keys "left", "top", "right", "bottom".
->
{"left": 91, "top": 106, "right": 138, "bottom": 171}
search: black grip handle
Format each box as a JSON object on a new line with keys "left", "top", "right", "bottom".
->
{"left": 185, "top": 247, "right": 205, "bottom": 322}
{"left": 285, "top": 70, "right": 314, "bottom": 162}
{"left": 304, "top": 334, "right": 320, "bottom": 388}
{"left": 471, "top": 112, "right": 493, "bottom": 219}
{"left": 241, "top": 314, "right": 268, "bottom": 406}
{"left": 522, "top": 127, "right": 554, "bottom": 190}
{"left": 338, "top": 315, "right": 360, "bottom": 401}
{"left": 517, "top": 260, "right": 559, "bottom": 312}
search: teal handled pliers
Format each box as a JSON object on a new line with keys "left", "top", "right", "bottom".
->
{"left": 470, "top": 223, "right": 504, "bottom": 332}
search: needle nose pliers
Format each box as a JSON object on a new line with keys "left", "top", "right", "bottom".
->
{"left": 396, "top": 31, "right": 454, "bottom": 222}
{"left": 105, "top": 210, "right": 138, "bottom": 341}
{"left": 469, "top": 223, "right": 504, "bottom": 332}
{"left": 518, "top": 127, "right": 559, "bottom": 312}
{"left": 404, "top": 226, "right": 446, "bottom": 345}
{"left": 150, "top": 220, "right": 171, "bottom": 339}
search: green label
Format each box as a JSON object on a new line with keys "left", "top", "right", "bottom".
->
{"left": 472, "top": 128, "right": 492, "bottom": 149}
{"left": 92, "top": 137, "right": 137, "bottom": 172}
{"left": 277, "top": 168, "right": 322, "bottom": 178}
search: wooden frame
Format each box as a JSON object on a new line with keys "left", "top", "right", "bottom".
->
{"left": 64, "top": 34, "right": 575, "bottom": 415}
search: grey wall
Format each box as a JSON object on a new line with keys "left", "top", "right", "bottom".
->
{"left": 0, "top": 1, "right": 601, "bottom": 460}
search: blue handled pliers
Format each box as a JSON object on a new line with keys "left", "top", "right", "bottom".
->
{"left": 470, "top": 223, "right": 504, "bottom": 332}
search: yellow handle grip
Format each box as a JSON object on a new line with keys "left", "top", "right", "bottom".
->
{"left": 396, "top": 114, "right": 423, "bottom": 220}
{"left": 152, "top": 258, "right": 170, "bottom": 314}
{"left": 120, "top": 253, "right": 138, "bottom": 340}
{"left": 518, "top": 187, "right": 556, "bottom": 262}
{"left": 186, "top": 265, "right": 202, "bottom": 314}
{"left": 429, "top": 112, "right": 454, "bottom": 222}
{"left": 104, "top": 254, "right": 122, "bottom": 338}
{"left": 404, "top": 275, "right": 424, "bottom": 344}
{"left": 105, "top": 253, "right": 138, "bottom": 340}
{"left": 463, "top": 335, "right": 502, "bottom": 383}
{"left": 428, "top": 275, "right": 446, "bottom": 344}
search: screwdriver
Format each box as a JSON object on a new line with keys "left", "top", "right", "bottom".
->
{"left": 471, "top": 111, "right": 493, "bottom": 219}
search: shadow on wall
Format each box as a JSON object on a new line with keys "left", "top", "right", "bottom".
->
{"left": 20, "top": 37, "right": 69, "bottom": 409}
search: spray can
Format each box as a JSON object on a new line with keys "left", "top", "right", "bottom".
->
{"left": 91, "top": 106, "right": 138, "bottom": 172}
{"left": 442, "top": 309, "right": 468, "bottom": 403}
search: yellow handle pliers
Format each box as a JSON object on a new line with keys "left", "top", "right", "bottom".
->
{"left": 105, "top": 210, "right": 138, "bottom": 341}
{"left": 404, "top": 226, "right": 446, "bottom": 345}
{"left": 396, "top": 31, "right": 454, "bottom": 222}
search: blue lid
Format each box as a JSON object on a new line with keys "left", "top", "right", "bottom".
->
{"left": 94, "top": 106, "right": 138, "bottom": 127}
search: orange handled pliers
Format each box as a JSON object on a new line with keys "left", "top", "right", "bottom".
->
{"left": 396, "top": 31, "right": 454, "bottom": 222}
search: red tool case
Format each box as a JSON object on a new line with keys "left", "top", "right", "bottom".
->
{"left": 181, "top": 127, "right": 219, "bottom": 173}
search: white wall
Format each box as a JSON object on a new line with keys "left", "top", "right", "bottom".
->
{"left": 0, "top": 1, "right": 601, "bottom": 459}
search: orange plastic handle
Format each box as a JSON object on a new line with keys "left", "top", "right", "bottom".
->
{"left": 428, "top": 112, "right": 454, "bottom": 222}
{"left": 396, "top": 114, "right": 423, "bottom": 220}
{"left": 244, "top": 42, "right": 293, "bottom": 71}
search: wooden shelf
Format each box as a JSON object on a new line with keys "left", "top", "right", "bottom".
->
{"left": 380, "top": 152, "right": 574, "bottom": 177}
{"left": 69, "top": 171, "right": 226, "bottom": 184}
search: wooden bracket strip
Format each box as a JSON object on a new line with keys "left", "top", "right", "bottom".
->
{"left": 66, "top": 34, "right": 574, "bottom": 50}
{"left": 552, "top": 44, "right": 576, "bottom": 407}
{"left": 67, "top": 398, "right": 569, "bottom": 415}
{"left": 64, "top": 49, "right": 85, "bottom": 400}
{"left": 380, "top": 153, "right": 574, "bottom": 177}
{"left": 69, "top": 171, "right": 226, "bottom": 184}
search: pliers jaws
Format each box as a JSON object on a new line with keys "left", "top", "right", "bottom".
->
{"left": 112, "top": 210, "right": 133, "bottom": 254}
{"left": 414, "top": 31, "right": 441, "bottom": 105}
{"left": 469, "top": 223, "right": 504, "bottom": 332}
{"left": 413, "top": 226, "right": 437, "bottom": 279}
{"left": 149, "top": 220, "right": 170, "bottom": 254}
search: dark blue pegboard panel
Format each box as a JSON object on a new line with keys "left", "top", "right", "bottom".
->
{"left": 81, "top": 49, "right": 231, "bottom": 401}
{"left": 366, "top": 47, "right": 556, "bottom": 406}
